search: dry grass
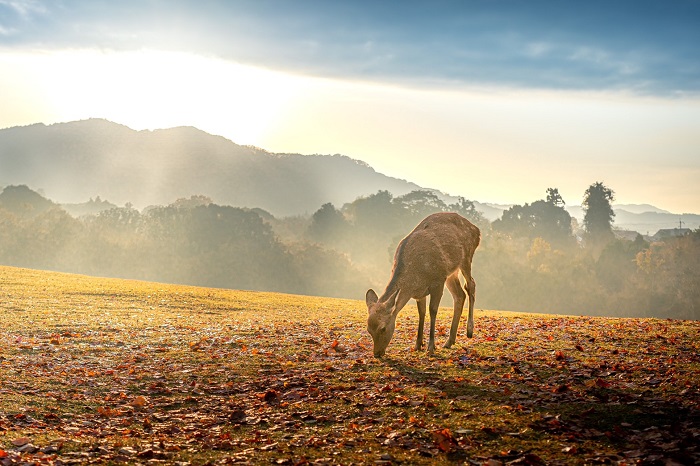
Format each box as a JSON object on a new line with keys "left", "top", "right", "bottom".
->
{"left": 1, "top": 265, "right": 698, "bottom": 465}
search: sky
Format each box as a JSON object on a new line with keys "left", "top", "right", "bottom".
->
{"left": 1, "top": 0, "right": 699, "bottom": 213}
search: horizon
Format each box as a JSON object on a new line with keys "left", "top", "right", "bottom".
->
{"left": 1, "top": 1, "right": 699, "bottom": 213}
{"left": 1, "top": 117, "right": 698, "bottom": 220}
{"left": 2, "top": 116, "right": 699, "bottom": 217}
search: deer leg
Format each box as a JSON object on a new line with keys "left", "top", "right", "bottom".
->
{"left": 427, "top": 286, "right": 444, "bottom": 355}
{"left": 415, "top": 297, "right": 427, "bottom": 351}
{"left": 444, "top": 274, "right": 466, "bottom": 348}
{"left": 465, "top": 276, "right": 476, "bottom": 338}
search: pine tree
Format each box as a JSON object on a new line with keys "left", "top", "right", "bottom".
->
{"left": 583, "top": 181, "right": 615, "bottom": 252}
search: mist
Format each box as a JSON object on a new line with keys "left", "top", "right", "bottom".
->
{"left": 0, "top": 184, "right": 697, "bottom": 320}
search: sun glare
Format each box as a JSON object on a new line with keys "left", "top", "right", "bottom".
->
{"left": 2, "top": 47, "right": 699, "bottom": 213}
{"left": 4, "top": 49, "right": 309, "bottom": 144}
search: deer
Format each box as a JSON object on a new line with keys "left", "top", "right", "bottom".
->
{"left": 366, "top": 212, "right": 480, "bottom": 358}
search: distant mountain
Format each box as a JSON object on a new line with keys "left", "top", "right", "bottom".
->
{"left": 566, "top": 204, "right": 671, "bottom": 219}
{"left": 1, "top": 119, "right": 696, "bottom": 234}
{"left": 471, "top": 203, "right": 508, "bottom": 221}
{"left": 474, "top": 203, "right": 698, "bottom": 236}
{"left": 0, "top": 184, "right": 56, "bottom": 217}
{"left": 62, "top": 197, "right": 119, "bottom": 218}
{"left": 0, "top": 119, "right": 428, "bottom": 217}
{"left": 564, "top": 205, "right": 699, "bottom": 236}
{"left": 612, "top": 210, "right": 700, "bottom": 236}
{"left": 614, "top": 204, "right": 672, "bottom": 215}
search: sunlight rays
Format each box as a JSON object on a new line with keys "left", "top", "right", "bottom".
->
{"left": 1, "top": 46, "right": 699, "bottom": 213}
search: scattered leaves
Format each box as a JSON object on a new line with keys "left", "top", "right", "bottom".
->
{"left": 0, "top": 266, "right": 699, "bottom": 465}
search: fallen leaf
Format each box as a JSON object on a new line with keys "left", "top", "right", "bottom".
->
{"left": 11, "top": 437, "right": 31, "bottom": 447}
{"left": 130, "top": 395, "right": 149, "bottom": 407}
{"left": 595, "top": 378, "right": 612, "bottom": 388}
{"left": 432, "top": 428, "right": 456, "bottom": 452}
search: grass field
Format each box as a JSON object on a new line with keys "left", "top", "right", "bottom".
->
{"left": 1, "top": 265, "right": 698, "bottom": 465}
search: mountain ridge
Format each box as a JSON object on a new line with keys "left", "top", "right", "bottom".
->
{"left": 0, "top": 119, "right": 697, "bottom": 234}
{"left": 0, "top": 119, "right": 426, "bottom": 217}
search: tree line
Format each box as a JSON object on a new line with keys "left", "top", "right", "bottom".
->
{"left": 0, "top": 184, "right": 697, "bottom": 320}
{"left": 0, "top": 187, "right": 366, "bottom": 298}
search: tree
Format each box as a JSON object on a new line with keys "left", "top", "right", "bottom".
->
{"left": 307, "top": 203, "right": 348, "bottom": 243}
{"left": 546, "top": 188, "right": 565, "bottom": 207}
{"left": 448, "top": 197, "right": 486, "bottom": 225}
{"left": 583, "top": 182, "right": 615, "bottom": 253}
{"left": 18, "top": 207, "right": 83, "bottom": 270}
{"left": 493, "top": 193, "right": 574, "bottom": 248}
{"left": 345, "top": 190, "right": 401, "bottom": 235}
{"left": 171, "top": 195, "right": 213, "bottom": 209}
{"left": 289, "top": 243, "right": 369, "bottom": 298}
{"left": 596, "top": 236, "right": 648, "bottom": 292}
{"left": 394, "top": 190, "right": 446, "bottom": 221}
{"left": 635, "top": 230, "right": 700, "bottom": 319}
{"left": 0, "top": 206, "right": 19, "bottom": 261}
{"left": 0, "top": 185, "right": 55, "bottom": 217}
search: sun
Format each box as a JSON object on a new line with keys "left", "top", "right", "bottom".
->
{"left": 4, "top": 49, "right": 309, "bottom": 144}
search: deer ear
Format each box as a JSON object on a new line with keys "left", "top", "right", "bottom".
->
{"left": 366, "top": 289, "right": 379, "bottom": 308}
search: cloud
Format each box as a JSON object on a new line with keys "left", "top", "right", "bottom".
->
{"left": 0, "top": 0, "right": 47, "bottom": 36}
{"left": 0, "top": 1, "right": 698, "bottom": 96}
{"left": 0, "top": 0, "right": 47, "bottom": 41}
{"left": 0, "top": 0, "right": 46, "bottom": 17}
{"left": 0, "top": 25, "right": 16, "bottom": 36}
{"left": 524, "top": 42, "right": 553, "bottom": 58}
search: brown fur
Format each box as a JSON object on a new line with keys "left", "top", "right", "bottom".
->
{"left": 366, "top": 212, "right": 480, "bottom": 357}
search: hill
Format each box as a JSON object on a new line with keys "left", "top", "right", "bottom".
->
{"left": 0, "top": 119, "right": 428, "bottom": 217}
{"left": 1, "top": 119, "right": 696, "bottom": 231}
{"left": 0, "top": 266, "right": 698, "bottom": 465}
{"left": 0, "top": 184, "right": 55, "bottom": 216}
{"left": 564, "top": 205, "right": 700, "bottom": 235}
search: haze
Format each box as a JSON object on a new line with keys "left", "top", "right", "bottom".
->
{"left": 1, "top": 1, "right": 699, "bottom": 213}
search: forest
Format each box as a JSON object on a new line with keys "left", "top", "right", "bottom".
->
{"left": 0, "top": 184, "right": 697, "bottom": 320}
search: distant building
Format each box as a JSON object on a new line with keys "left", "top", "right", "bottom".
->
{"left": 613, "top": 230, "right": 642, "bottom": 241}
{"left": 652, "top": 228, "right": 692, "bottom": 241}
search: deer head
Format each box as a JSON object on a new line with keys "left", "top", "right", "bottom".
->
{"left": 366, "top": 289, "right": 399, "bottom": 358}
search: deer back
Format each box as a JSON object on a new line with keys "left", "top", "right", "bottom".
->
{"left": 384, "top": 213, "right": 480, "bottom": 300}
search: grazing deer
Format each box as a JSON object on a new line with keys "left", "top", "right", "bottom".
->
{"left": 366, "top": 212, "right": 480, "bottom": 358}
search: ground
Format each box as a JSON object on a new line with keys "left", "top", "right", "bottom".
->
{"left": 0, "top": 266, "right": 698, "bottom": 465}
